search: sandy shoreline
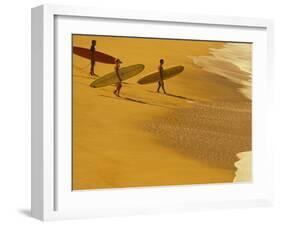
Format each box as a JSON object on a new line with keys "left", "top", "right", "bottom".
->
{"left": 143, "top": 101, "right": 251, "bottom": 170}
{"left": 72, "top": 35, "right": 251, "bottom": 190}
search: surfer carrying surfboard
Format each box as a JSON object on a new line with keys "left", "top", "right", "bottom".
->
{"left": 113, "top": 59, "right": 123, "bottom": 97}
{"left": 90, "top": 40, "right": 97, "bottom": 76}
{"left": 157, "top": 59, "right": 167, "bottom": 94}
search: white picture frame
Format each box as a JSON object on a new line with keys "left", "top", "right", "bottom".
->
{"left": 31, "top": 4, "right": 274, "bottom": 221}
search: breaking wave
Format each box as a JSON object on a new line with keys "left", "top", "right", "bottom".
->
{"left": 191, "top": 43, "right": 252, "bottom": 100}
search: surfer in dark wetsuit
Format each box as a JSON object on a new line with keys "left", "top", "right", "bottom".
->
{"left": 113, "top": 59, "right": 123, "bottom": 97}
{"left": 90, "top": 40, "right": 96, "bottom": 76}
{"left": 157, "top": 59, "right": 166, "bottom": 94}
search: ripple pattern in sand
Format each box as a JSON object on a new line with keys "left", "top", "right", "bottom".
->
{"left": 143, "top": 103, "right": 251, "bottom": 169}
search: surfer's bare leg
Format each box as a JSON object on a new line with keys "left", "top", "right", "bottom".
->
{"left": 117, "top": 83, "right": 122, "bottom": 97}
{"left": 157, "top": 81, "right": 161, "bottom": 93}
{"left": 114, "top": 83, "right": 121, "bottom": 97}
{"left": 90, "top": 60, "right": 96, "bottom": 76}
{"left": 90, "top": 62, "right": 93, "bottom": 75}
{"left": 113, "top": 88, "right": 118, "bottom": 96}
{"left": 162, "top": 83, "right": 167, "bottom": 94}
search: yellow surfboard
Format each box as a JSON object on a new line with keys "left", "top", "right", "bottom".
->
{"left": 90, "top": 64, "right": 145, "bottom": 88}
{"left": 137, "top": 65, "right": 184, "bottom": 85}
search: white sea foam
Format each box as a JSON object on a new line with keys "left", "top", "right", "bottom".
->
{"left": 191, "top": 43, "right": 252, "bottom": 100}
{"left": 233, "top": 151, "right": 252, "bottom": 182}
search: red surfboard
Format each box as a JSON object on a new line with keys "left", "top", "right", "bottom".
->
{"left": 73, "top": 46, "right": 116, "bottom": 64}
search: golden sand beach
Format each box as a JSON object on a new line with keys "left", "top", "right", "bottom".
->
{"left": 72, "top": 35, "right": 252, "bottom": 190}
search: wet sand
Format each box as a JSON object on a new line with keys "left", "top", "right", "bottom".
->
{"left": 72, "top": 35, "right": 251, "bottom": 190}
{"left": 144, "top": 101, "right": 251, "bottom": 170}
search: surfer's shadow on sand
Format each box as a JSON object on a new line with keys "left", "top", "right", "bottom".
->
{"left": 166, "top": 93, "right": 195, "bottom": 103}
{"left": 99, "top": 94, "right": 173, "bottom": 109}
{"left": 147, "top": 90, "right": 195, "bottom": 103}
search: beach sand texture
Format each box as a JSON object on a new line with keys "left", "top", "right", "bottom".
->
{"left": 72, "top": 35, "right": 252, "bottom": 190}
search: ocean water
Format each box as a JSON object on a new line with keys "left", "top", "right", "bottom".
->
{"left": 234, "top": 151, "right": 252, "bottom": 182}
{"left": 191, "top": 43, "right": 252, "bottom": 100}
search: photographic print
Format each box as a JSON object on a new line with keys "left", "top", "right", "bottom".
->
{"left": 72, "top": 34, "right": 252, "bottom": 190}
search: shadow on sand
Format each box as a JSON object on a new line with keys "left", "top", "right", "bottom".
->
{"left": 165, "top": 93, "right": 194, "bottom": 102}
{"left": 148, "top": 90, "right": 195, "bottom": 103}
{"left": 99, "top": 94, "right": 172, "bottom": 109}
